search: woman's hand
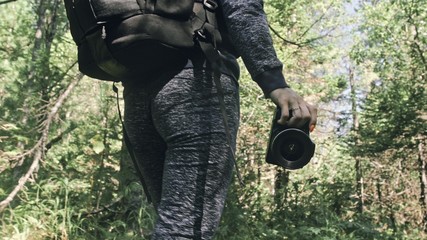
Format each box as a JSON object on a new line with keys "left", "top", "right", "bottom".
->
{"left": 269, "top": 88, "right": 317, "bottom": 132}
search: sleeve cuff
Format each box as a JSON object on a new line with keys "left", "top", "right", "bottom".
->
{"left": 253, "top": 67, "right": 289, "bottom": 96}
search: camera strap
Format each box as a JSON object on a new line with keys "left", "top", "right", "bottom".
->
{"left": 198, "top": 40, "right": 244, "bottom": 186}
{"left": 212, "top": 68, "right": 244, "bottom": 186}
{"left": 113, "top": 83, "right": 152, "bottom": 203}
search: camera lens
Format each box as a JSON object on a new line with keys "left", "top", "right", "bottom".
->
{"left": 280, "top": 139, "right": 304, "bottom": 162}
{"left": 268, "top": 128, "right": 315, "bottom": 169}
{"left": 265, "top": 107, "right": 315, "bottom": 169}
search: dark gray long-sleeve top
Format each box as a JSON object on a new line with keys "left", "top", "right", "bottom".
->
{"left": 219, "top": 0, "right": 289, "bottom": 95}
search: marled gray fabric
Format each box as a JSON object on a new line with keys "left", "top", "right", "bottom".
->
{"left": 123, "top": 68, "right": 239, "bottom": 239}
{"left": 219, "top": 0, "right": 283, "bottom": 79}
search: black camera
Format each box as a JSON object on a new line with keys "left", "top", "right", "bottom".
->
{"left": 265, "top": 107, "right": 315, "bottom": 169}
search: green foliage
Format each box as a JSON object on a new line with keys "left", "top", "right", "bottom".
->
{"left": 266, "top": 0, "right": 355, "bottom": 103}
{"left": 348, "top": 0, "right": 427, "bottom": 237}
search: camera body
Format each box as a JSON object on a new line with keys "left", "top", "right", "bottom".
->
{"left": 266, "top": 107, "right": 315, "bottom": 169}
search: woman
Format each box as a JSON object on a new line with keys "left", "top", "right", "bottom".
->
{"left": 123, "top": 0, "right": 317, "bottom": 239}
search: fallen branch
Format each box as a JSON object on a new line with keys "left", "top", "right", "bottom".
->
{"left": 269, "top": 25, "right": 304, "bottom": 47}
{"left": 0, "top": 73, "right": 83, "bottom": 212}
{"left": 45, "top": 124, "right": 77, "bottom": 150}
{"left": 78, "top": 197, "right": 124, "bottom": 218}
{"left": 0, "top": 0, "right": 17, "bottom": 6}
{"left": 269, "top": 2, "right": 335, "bottom": 48}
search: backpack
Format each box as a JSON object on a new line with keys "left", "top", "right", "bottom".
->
{"left": 64, "top": 0, "right": 227, "bottom": 81}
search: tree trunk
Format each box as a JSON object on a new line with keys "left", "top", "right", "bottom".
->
{"left": 417, "top": 137, "right": 427, "bottom": 232}
{"left": 376, "top": 180, "right": 383, "bottom": 219}
{"left": 349, "top": 67, "right": 364, "bottom": 213}
{"left": 274, "top": 168, "right": 290, "bottom": 210}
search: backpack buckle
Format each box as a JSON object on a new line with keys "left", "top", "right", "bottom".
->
{"left": 203, "top": 0, "right": 218, "bottom": 11}
{"left": 196, "top": 29, "right": 208, "bottom": 41}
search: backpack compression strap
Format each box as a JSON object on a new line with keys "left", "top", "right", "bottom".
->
{"left": 196, "top": 0, "right": 244, "bottom": 186}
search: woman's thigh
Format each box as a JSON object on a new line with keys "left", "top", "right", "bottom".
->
{"left": 151, "top": 68, "right": 240, "bottom": 239}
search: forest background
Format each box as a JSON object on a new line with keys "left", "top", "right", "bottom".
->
{"left": 0, "top": 0, "right": 426, "bottom": 239}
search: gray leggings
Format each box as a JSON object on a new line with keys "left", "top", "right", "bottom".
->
{"left": 123, "top": 67, "right": 240, "bottom": 239}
